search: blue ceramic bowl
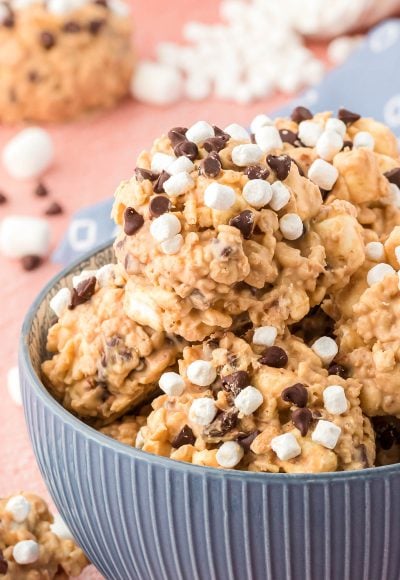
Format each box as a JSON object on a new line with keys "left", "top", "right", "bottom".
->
{"left": 19, "top": 242, "right": 400, "bottom": 580}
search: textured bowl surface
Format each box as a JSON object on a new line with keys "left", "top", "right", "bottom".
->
{"left": 19, "top": 242, "right": 400, "bottom": 580}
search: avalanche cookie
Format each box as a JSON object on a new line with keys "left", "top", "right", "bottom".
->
{"left": 0, "top": 0, "right": 134, "bottom": 123}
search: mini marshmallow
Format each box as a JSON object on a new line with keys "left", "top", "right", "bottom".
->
{"left": 159, "top": 371, "right": 185, "bottom": 396}
{"left": 5, "top": 495, "right": 31, "bottom": 523}
{"left": 231, "top": 144, "right": 263, "bottom": 166}
{"left": 298, "top": 120, "right": 323, "bottom": 147}
{"left": 367, "top": 263, "right": 395, "bottom": 286}
{"left": 7, "top": 366, "right": 22, "bottom": 406}
{"left": 2, "top": 128, "right": 54, "bottom": 180}
{"left": 353, "top": 131, "right": 375, "bottom": 150}
{"left": 50, "top": 513, "right": 74, "bottom": 541}
{"left": 0, "top": 215, "right": 50, "bottom": 258}
{"left": 150, "top": 213, "right": 181, "bottom": 243}
{"left": 186, "top": 121, "right": 214, "bottom": 144}
{"left": 151, "top": 152, "right": 176, "bottom": 174}
{"left": 167, "top": 156, "right": 194, "bottom": 175}
{"left": 204, "top": 182, "right": 236, "bottom": 211}
{"left": 72, "top": 269, "right": 97, "bottom": 289}
{"left": 250, "top": 114, "right": 273, "bottom": 134}
{"left": 216, "top": 441, "right": 244, "bottom": 468}
{"left": 189, "top": 397, "right": 217, "bottom": 426}
{"left": 13, "top": 540, "right": 40, "bottom": 565}
{"left": 184, "top": 75, "right": 212, "bottom": 101}
{"left": 187, "top": 360, "right": 217, "bottom": 386}
{"left": 279, "top": 213, "right": 303, "bottom": 240}
{"left": 224, "top": 123, "right": 250, "bottom": 141}
{"left": 308, "top": 159, "right": 339, "bottom": 191}
{"left": 312, "top": 420, "right": 341, "bottom": 449}
{"left": 325, "top": 118, "right": 346, "bottom": 138}
{"left": 163, "top": 172, "right": 194, "bottom": 196}
{"left": 253, "top": 326, "right": 277, "bottom": 347}
{"left": 315, "top": 130, "right": 343, "bottom": 161}
{"left": 395, "top": 246, "right": 400, "bottom": 266}
{"left": 323, "top": 385, "right": 348, "bottom": 415}
{"left": 270, "top": 181, "right": 291, "bottom": 211}
{"left": 131, "top": 61, "right": 183, "bottom": 106}
{"left": 135, "top": 428, "right": 145, "bottom": 449}
{"left": 96, "top": 264, "right": 116, "bottom": 287}
{"left": 234, "top": 386, "right": 263, "bottom": 415}
{"left": 311, "top": 336, "right": 338, "bottom": 365}
{"left": 365, "top": 241, "right": 385, "bottom": 262}
{"left": 254, "top": 125, "right": 283, "bottom": 153}
{"left": 160, "top": 234, "right": 183, "bottom": 255}
{"left": 271, "top": 433, "right": 301, "bottom": 461}
{"left": 49, "top": 288, "right": 71, "bottom": 318}
{"left": 242, "top": 179, "right": 272, "bottom": 209}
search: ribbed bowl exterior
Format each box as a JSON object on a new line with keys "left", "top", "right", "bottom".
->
{"left": 19, "top": 242, "right": 400, "bottom": 580}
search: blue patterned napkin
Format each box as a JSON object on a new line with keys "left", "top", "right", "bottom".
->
{"left": 53, "top": 18, "right": 400, "bottom": 265}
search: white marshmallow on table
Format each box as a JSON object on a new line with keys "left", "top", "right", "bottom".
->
{"left": 167, "top": 156, "right": 194, "bottom": 175}
{"left": 150, "top": 213, "right": 181, "bottom": 243}
{"left": 298, "top": 120, "right": 323, "bottom": 147}
{"left": 242, "top": 179, "right": 272, "bottom": 209}
{"left": 131, "top": 61, "right": 183, "bottom": 106}
{"left": 50, "top": 513, "right": 74, "bottom": 541}
{"left": 186, "top": 121, "right": 215, "bottom": 144}
{"left": 151, "top": 152, "right": 176, "bottom": 174}
{"left": 353, "top": 131, "right": 375, "bottom": 150}
{"left": 160, "top": 234, "right": 183, "bottom": 255}
{"left": 13, "top": 540, "right": 40, "bottom": 565}
{"left": 204, "top": 183, "right": 236, "bottom": 211}
{"left": 49, "top": 288, "right": 71, "bottom": 318}
{"left": 231, "top": 144, "right": 263, "bottom": 166}
{"left": 216, "top": 441, "right": 244, "bottom": 468}
{"left": 315, "top": 130, "right": 343, "bottom": 161}
{"left": 367, "top": 263, "right": 395, "bottom": 286}
{"left": 72, "top": 269, "right": 97, "bottom": 289}
{"left": 312, "top": 420, "right": 341, "bottom": 450}
{"left": 270, "top": 181, "right": 291, "bottom": 211}
{"left": 5, "top": 495, "right": 31, "bottom": 523}
{"left": 323, "top": 385, "right": 348, "bottom": 415}
{"left": 271, "top": 433, "right": 301, "bottom": 461}
{"left": 311, "top": 336, "right": 338, "bottom": 365}
{"left": 159, "top": 371, "right": 185, "bottom": 396}
{"left": 0, "top": 216, "right": 50, "bottom": 258}
{"left": 234, "top": 386, "right": 263, "bottom": 415}
{"left": 224, "top": 123, "right": 250, "bottom": 141}
{"left": 308, "top": 159, "right": 339, "bottom": 190}
{"left": 325, "top": 118, "right": 346, "bottom": 138}
{"left": 253, "top": 326, "right": 277, "bottom": 347}
{"left": 189, "top": 397, "right": 218, "bottom": 426}
{"left": 2, "top": 128, "right": 54, "bottom": 180}
{"left": 7, "top": 366, "right": 22, "bottom": 406}
{"left": 163, "top": 172, "right": 194, "bottom": 196}
{"left": 250, "top": 114, "right": 273, "bottom": 134}
{"left": 96, "top": 264, "right": 116, "bottom": 287}
{"left": 187, "top": 360, "right": 216, "bottom": 386}
{"left": 279, "top": 213, "right": 303, "bottom": 240}
{"left": 365, "top": 241, "right": 385, "bottom": 262}
{"left": 184, "top": 75, "right": 212, "bottom": 101}
{"left": 254, "top": 125, "right": 283, "bottom": 153}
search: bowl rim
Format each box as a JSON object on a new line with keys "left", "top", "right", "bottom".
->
{"left": 19, "top": 239, "right": 400, "bottom": 484}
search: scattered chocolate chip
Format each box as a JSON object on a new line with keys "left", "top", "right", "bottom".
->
{"left": 279, "top": 129, "right": 301, "bottom": 147}
{"left": 372, "top": 416, "right": 400, "bottom": 450}
{"left": 237, "top": 430, "right": 260, "bottom": 451}
{"left": 338, "top": 108, "right": 360, "bottom": 125}
{"left": 291, "top": 158, "right": 305, "bottom": 177}
{"left": 153, "top": 170, "right": 170, "bottom": 193}
{"left": 124, "top": 207, "right": 144, "bottom": 235}
{"left": 172, "top": 425, "right": 195, "bottom": 448}
{"left": 203, "top": 136, "right": 228, "bottom": 153}
{"left": 168, "top": 126, "right": 187, "bottom": 146}
{"left": 34, "top": 182, "right": 48, "bottom": 197}
{"left": 222, "top": 370, "right": 250, "bottom": 397}
{"left": 63, "top": 20, "right": 81, "bottom": 33}
{"left": 229, "top": 210, "right": 255, "bottom": 239}
{"left": 149, "top": 195, "right": 170, "bottom": 218}
{"left": 69, "top": 276, "right": 96, "bottom": 309}
{"left": 328, "top": 363, "right": 348, "bottom": 379}
{"left": 213, "top": 125, "right": 229, "bottom": 138}
{"left": 201, "top": 152, "right": 222, "bottom": 178}
{"left": 174, "top": 140, "right": 198, "bottom": 161}
{"left": 88, "top": 19, "right": 104, "bottom": 34}
{"left": 135, "top": 167, "right": 158, "bottom": 182}
{"left": 267, "top": 154, "right": 292, "bottom": 181}
{"left": 341, "top": 140, "right": 353, "bottom": 151}
{"left": 291, "top": 106, "right": 313, "bottom": 123}
{"left": 230, "top": 312, "right": 253, "bottom": 336}
{"left": 204, "top": 408, "right": 239, "bottom": 437}
{"left": 244, "top": 165, "right": 270, "bottom": 180}
{"left": 281, "top": 383, "right": 308, "bottom": 408}
{"left": 40, "top": 31, "right": 55, "bottom": 49}
{"left": 384, "top": 167, "right": 400, "bottom": 188}
{"left": 259, "top": 346, "right": 288, "bottom": 368}
{"left": 292, "top": 407, "right": 313, "bottom": 436}
{"left": 0, "top": 550, "right": 8, "bottom": 575}
{"left": 45, "top": 201, "right": 63, "bottom": 215}
{"left": 21, "top": 254, "right": 42, "bottom": 271}
{"left": 0, "top": 192, "right": 7, "bottom": 204}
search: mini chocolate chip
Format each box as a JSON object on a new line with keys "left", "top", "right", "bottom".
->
{"left": 267, "top": 154, "right": 292, "bottom": 181}
{"left": 45, "top": 201, "right": 63, "bottom": 215}
{"left": 2, "top": 10, "right": 14, "bottom": 28}
{"left": 174, "top": 140, "right": 198, "bottom": 161}
{"left": 34, "top": 182, "right": 48, "bottom": 197}
{"left": 230, "top": 312, "right": 253, "bottom": 336}
{"left": 291, "top": 106, "right": 313, "bottom": 123}
{"left": 21, "top": 254, "right": 42, "bottom": 271}
{"left": 281, "top": 383, "right": 308, "bottom": 408}
{"left": 237, "top": 430, "right": 260, "bottom": 451}
{"left": 292, "top": 408, "right": 313, "bottom": 436}
{"left": 203, "top": 136, "right": 229, "bottom": 153}
{"left": 245, "top": 165, "right": 270, "bottom": 180}
{"left": 149, "top": 195, "right": 170, "bottom": 217}
{"left": 213, "top": 125, "right": 229, "bottom": 138}
{"left": 40, "top": 31, "right": 55, "bottom": 49}
{"left": 222, "top": 370, "right": 250, "bottom": 397}
{"left": 259, "top": 346, "right": 288, "bottom": 368}
{"left": 279, "top": 129, "right": 301, "bottom": 147}
{"left": 172, "top": 425, "right": 195, "bottom": 448}
{"left": 0, "top": 192, "right": 7, "bottom": 204}
{"left": 168, "top": 126, "right": 188, "bottom": 146}
{"left": 88, "top": 19, "right": 104, "bottom": 34}
{"left": 201, "top": 153, "right": 222, "bottom": 178}
{"left": 63, "top": 20, "right": 81, "bottom": 32}
{"left": 69, "top": 276, "right": 96, "bottom": 309}
{"left": 153, "top": 170, "right": 170, "bottom": 193}
{"left": 291, "top": 158, "right": 305, "bottom": 177}
{"left": 0, "top": 550, "right": 8, "bottom": 575}
{"left": 338, "top": 108, "right": 361, "bottom": 125}
{"left": 328, "top": 363, "right": 348, "bottom": 379}
{"left": 94, "top": 0, "right": 107, "bottom": 6}
{"left": 135, "top": 167, "right": 158, "bottom": 182}
{"left": 342, "top": 140, "right": 353, "bottom": 151}
{"left": 124, "top": 207, "right": 144, "bottom": 235}
{"left": 229, "top": 210, "right": 255, "bottom": 239}
{"left": 384, "top": 168, "right": 400, "bottom": 188}
{"left": 204, "top": 408, "right": 239, "bottom": 437}
{"left": 372, "top": 416, "right": 400, "bottom": 450}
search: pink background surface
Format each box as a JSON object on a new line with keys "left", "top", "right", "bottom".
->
{"left": 0, "top": 1, "right": 325, "bottom": 577}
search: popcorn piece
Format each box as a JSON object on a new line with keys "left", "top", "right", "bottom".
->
{"left": 2, "top": 128, "right": 54, "bottom": 180}
{"left": 50, "top": 513, "right": 75, "bottom": 541}
{"left": 253, "top": 326, "right": 277, "bottom": 347}
{"left": 231, "top": 144, "right": 263, "bottom": 166}
{"left": 323, "top": 385, "right": 348, "bottom": 415}
{"left": 325, "top": 118, "right": 346, "bottom": 138}
{"left": 270, "top": 181, "right": 291, "bottom": 211}
{"left": 216, "top": 441, "right": 244, "bottom": 468}
{"left": 242, "top": 179, "right": 272, "bottom": 209}
{"left": 353, "top": 131, "right": 375, "bottom": 150}
{"left": 224, "top": 123, "right": 250, "bottom": 141}
{"left": 13, "top": 540, "right": 40, "bottom": 565}
{"left": 279, "top": 213, "right": 303, "bottom": 240}
{"left": 367, "top": 263, "right": 395, "bottom": 286}
{"left": 271, "top": 433, "right": 301, "bottom": 461}
{"left": 167, "top": 156, "right": 194, "bottom": 175}
{"left": 234, "top": 386, "right": 263, "bottom": 415}
{"left": 204, "top": 183, "right": 236, "bottom": 210}
{"left": 250, "top": 114, "right": 273, "bottom": 134}
{"left": 312, "top": 420, "right": 341, "bottom": 449}
{"left": 49, "top": 288, "right": 71, "bottom": 318}
{"left": 159, "top": 371, "right": 185, "bottom": 396}
{"left": 308, "top": 159, "right": 339, "bottom": 190}
{"left": 131, "top": 61, "right": 183, "bottom": 106}
{"left": 160, "top": 234, "right": 184, "bottom": 255}
{"left": 254, "top": 125, "right": 283, "bottom": 153}
{"left": 316, "top": 130, "right": 343, "bottom": 161}
{"left": 150, "top": 213, "right": 181, "bottom": 243}
{"left": 189, "top": 398, "right": 218, "bottom": 425}
{"left": 311, "top": 336, "right": 338, "bottom": 365}
{"left": 365, "top": 241, "right": 385, "bottom": 262}
{"left": 151, "top": 152, "right": 176, "bottom": 174}
{"left": 187, "top": 360, "right": 216, "bottom": 386}
{"left": 163, "top": 172, "right": 194, "bottom": 196}
{"left": 5, "top": 495, "right": 31, "bottom": 523}
{"left": 298, "top": 120, "right": 323, "bottom": 147}
{"left": 0, "top": 216, "right": 50, "bottom": 259}
{"left": 186, "top": 121, "right": 214, "bottom": 144}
